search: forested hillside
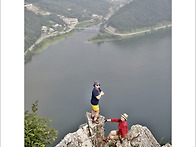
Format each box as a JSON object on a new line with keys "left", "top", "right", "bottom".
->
{"left": 106, "top": 0, "right": 171, "bottom": 33}
{"left": 25, "top": 0, "right": 113, "bottom": 51}
{"left": 25, "top": 9, "right": 65, "bottom": 51}
{"left": 25, "top": 9, "right": 48, "bottom": 51}
{"left": 25, "top": 0, "right": 111, "bottom": 21}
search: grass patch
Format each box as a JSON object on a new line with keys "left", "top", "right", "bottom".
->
{"left": 32, "top": 30, "right": 78, "bottom": 54}
{"left": 31, "top": 20, "right": 101, "bottom": 54}
{"left": 87, "top": 31, "right": 148, "bottom": 43}
{"left": 87, "top": 32, "right": 120, "bottom": 43}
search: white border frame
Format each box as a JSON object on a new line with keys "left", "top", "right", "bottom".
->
{"left": 172, "top": 0, "right": 195, "bottom": 146}
{"left": 1, "top": 0, "right": 24, "bottom": 146}
{"left": 1, "top": 0, "right": 195, "bottom": 146}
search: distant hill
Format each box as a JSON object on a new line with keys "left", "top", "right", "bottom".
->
{"left": 25, "top": 0, "right": 113, "bottom": 51}
{"left": 25, "top": 9, "right": 47, "bottom": 51}
{"left": 106, "top": 0, "right": 171, "bottom": 33}
{"left": 25, "top": 9, "right": 65, "bottom": 51}
{"left": 25, "top": 0, "right": 111, "bottom": 21}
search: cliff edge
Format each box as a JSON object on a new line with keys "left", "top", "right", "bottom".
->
{"left": 55, "top": 112, "right": 171, "bottom": 147}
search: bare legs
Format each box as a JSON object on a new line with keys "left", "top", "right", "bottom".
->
{"left": 91, "top": 109, "right": 95, "bottom": 118}
{"left": 91, "top": 110, "right": 99, "bottom": 120}
{"left": 95, "top": 110, "right": 99, "bottom": 120}
{"left": 108, "top": 130, "right": 117, "bottom": 143}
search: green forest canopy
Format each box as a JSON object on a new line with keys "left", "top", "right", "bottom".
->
{"left": 106, "top": 0, "right": 171, "bottom": 33}
{"left": 25, "top": 9, "right": 66, "bottom": 51}
{"left": 25, "top": 0, "right": 111, "bottom": 21}
{"left": 25, "top": 0, "right": 112, "bottom": 51}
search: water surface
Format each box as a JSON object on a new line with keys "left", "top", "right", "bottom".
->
{"left": 25, "top": 27, "right": 171, "bottom": 146}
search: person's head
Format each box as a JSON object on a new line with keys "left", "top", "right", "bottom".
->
{"left": 121, "top": 113, "right": 128, "bottom": 121}
{"left": 93, "top": 81, "right": 100, "bottom": 88}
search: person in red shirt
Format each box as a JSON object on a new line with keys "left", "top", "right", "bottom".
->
{"left": 103, "top": 113, "right": 128, "bottom": 146}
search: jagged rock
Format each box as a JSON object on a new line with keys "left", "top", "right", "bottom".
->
{"left": 56, "top": 112, "right": 171, "bottom": 147}
{"left": 55, "top": 123, "right": 92, "bottom": 147}
{"left": 86, "top": 112, "right": 105, "bottom": 147}
{"left": 162, "top": 143, "right": 172, "bottom": 147}
{"left": 113, "top": 124, "right": 167, "bottom": 147}
{"left": 127, "top": 124, "right": 161, "bottom": 147}
{"left": 56, "top": 112, "right": 105, "bottom": 147}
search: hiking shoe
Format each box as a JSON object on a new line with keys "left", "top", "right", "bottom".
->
{"left": 103, "top": 137, "right": 109, "bottom": 143}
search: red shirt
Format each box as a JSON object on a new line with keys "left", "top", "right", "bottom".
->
{"left": 111, "top": 119, "right": 128, "bottom": 138}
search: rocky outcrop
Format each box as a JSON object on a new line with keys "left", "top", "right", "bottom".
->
{"left": 161, "top": 143, "right": 172, "bottom": 147}
{"left": 55, "top": 112, "right": 105, "bottom": 147}
{"left": 86, "top": 112, "right": 105, "bottom": 146}
{"left": 125, "top": 125, "right": 161, "bottom": 147}
{"left": 55, "top": 123, "right": 92, "bottom": 147}
{"left": 55, "top": 112, "right": 171, "bottom": 147}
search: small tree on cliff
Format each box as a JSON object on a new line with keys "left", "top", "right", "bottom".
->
{"left": 25, "top": 100, "right": 58, "bottom": 147}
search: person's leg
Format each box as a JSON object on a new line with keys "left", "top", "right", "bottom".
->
{"left": 94, "top": 110, "right": 99, "bottom": 120}
{"left": 93, "top": 105, "right": 99, "bottom": 123}
{"left": 91, "top": 104, "right": 96, "bottom": 118}
{"left": 108, "top": 130, "right": 118, "bottom": 143}
{"left": 103, "top": 130, "right": 117, "bottom": 143}
{"left": 103, "top": 136, "right": 109, "bottom": 143}
{"left": 91, "top": 109, "right": 95, "bottom": 118}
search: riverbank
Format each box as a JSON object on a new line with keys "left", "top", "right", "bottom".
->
{"left": 88, "top": 24, "right": 171, "bottom": 43}
{"left": 25, "top": 22, "right": 171, "bottom": 63}
{"left": 25, "top": 30, "right": 78, "bottom": 63}
{"left": 25, "top": 20, "right": 101, "bottom": 63}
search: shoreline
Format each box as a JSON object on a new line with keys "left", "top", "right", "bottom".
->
{"left": 88, "top": 24, "right": 172, "bottom": 43}
{"left": 24, "top": 30, "right": 79, "bottom": 63}
{"left": 24, "top": 21, "right": 101, "bottom": 63}
{"left": 25, "top": 23, "right": 171, "bottom": 63}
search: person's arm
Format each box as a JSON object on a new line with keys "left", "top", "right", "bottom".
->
{"left": 119, "top": 129, "right": 125, "bottom": 144}
{"left": 121, "top": 131, "right": 126, "bottom": 139}
{"left": 121, "top": 124, "right": 128, "bottom": 140}
{"left": 105, "top": 119, "right": 121, "bottom": 122}
{"left": 105, "top": 119, "right": 120, "bottom": 122}
{"left": 96, "top": 91, "right": 104, "bottom": 100}
{"left": 105, "top": 119, "right": 111, "bottom": 122}
{"left": 99, "top": 88, "right": 104, "bottom": 96}
{"left": 111, "top": 119, "right": 121, "bottom": 122}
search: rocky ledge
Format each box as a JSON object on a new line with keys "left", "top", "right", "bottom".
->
{"left": 55, "top": 112, "right": 171, "bottom": 147}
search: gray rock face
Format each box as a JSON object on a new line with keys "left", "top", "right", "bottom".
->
{"left": 86, "top": 112, "right": 106, "bottom": 147}
{"left": 55, "top": 112, "right": 171, "bottom": 147}
{"left": 161, "top": 143, "right": 172, "bottom": 147}
{"left": 56, "top": 112, "right": 105, "bottom": 147}
{"left": 127, "top": 125, "right": 161, "bottom": 147}
{"left": 55, "top": 123, "right": 92, "bottom": 147}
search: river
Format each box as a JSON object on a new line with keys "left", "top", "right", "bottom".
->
{"left": 25, "top": 26, "right": 171, "bottom": 146}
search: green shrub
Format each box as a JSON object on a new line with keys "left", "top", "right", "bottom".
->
{"left": 25, "top": 100, "right": 58, "bottom": 147}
